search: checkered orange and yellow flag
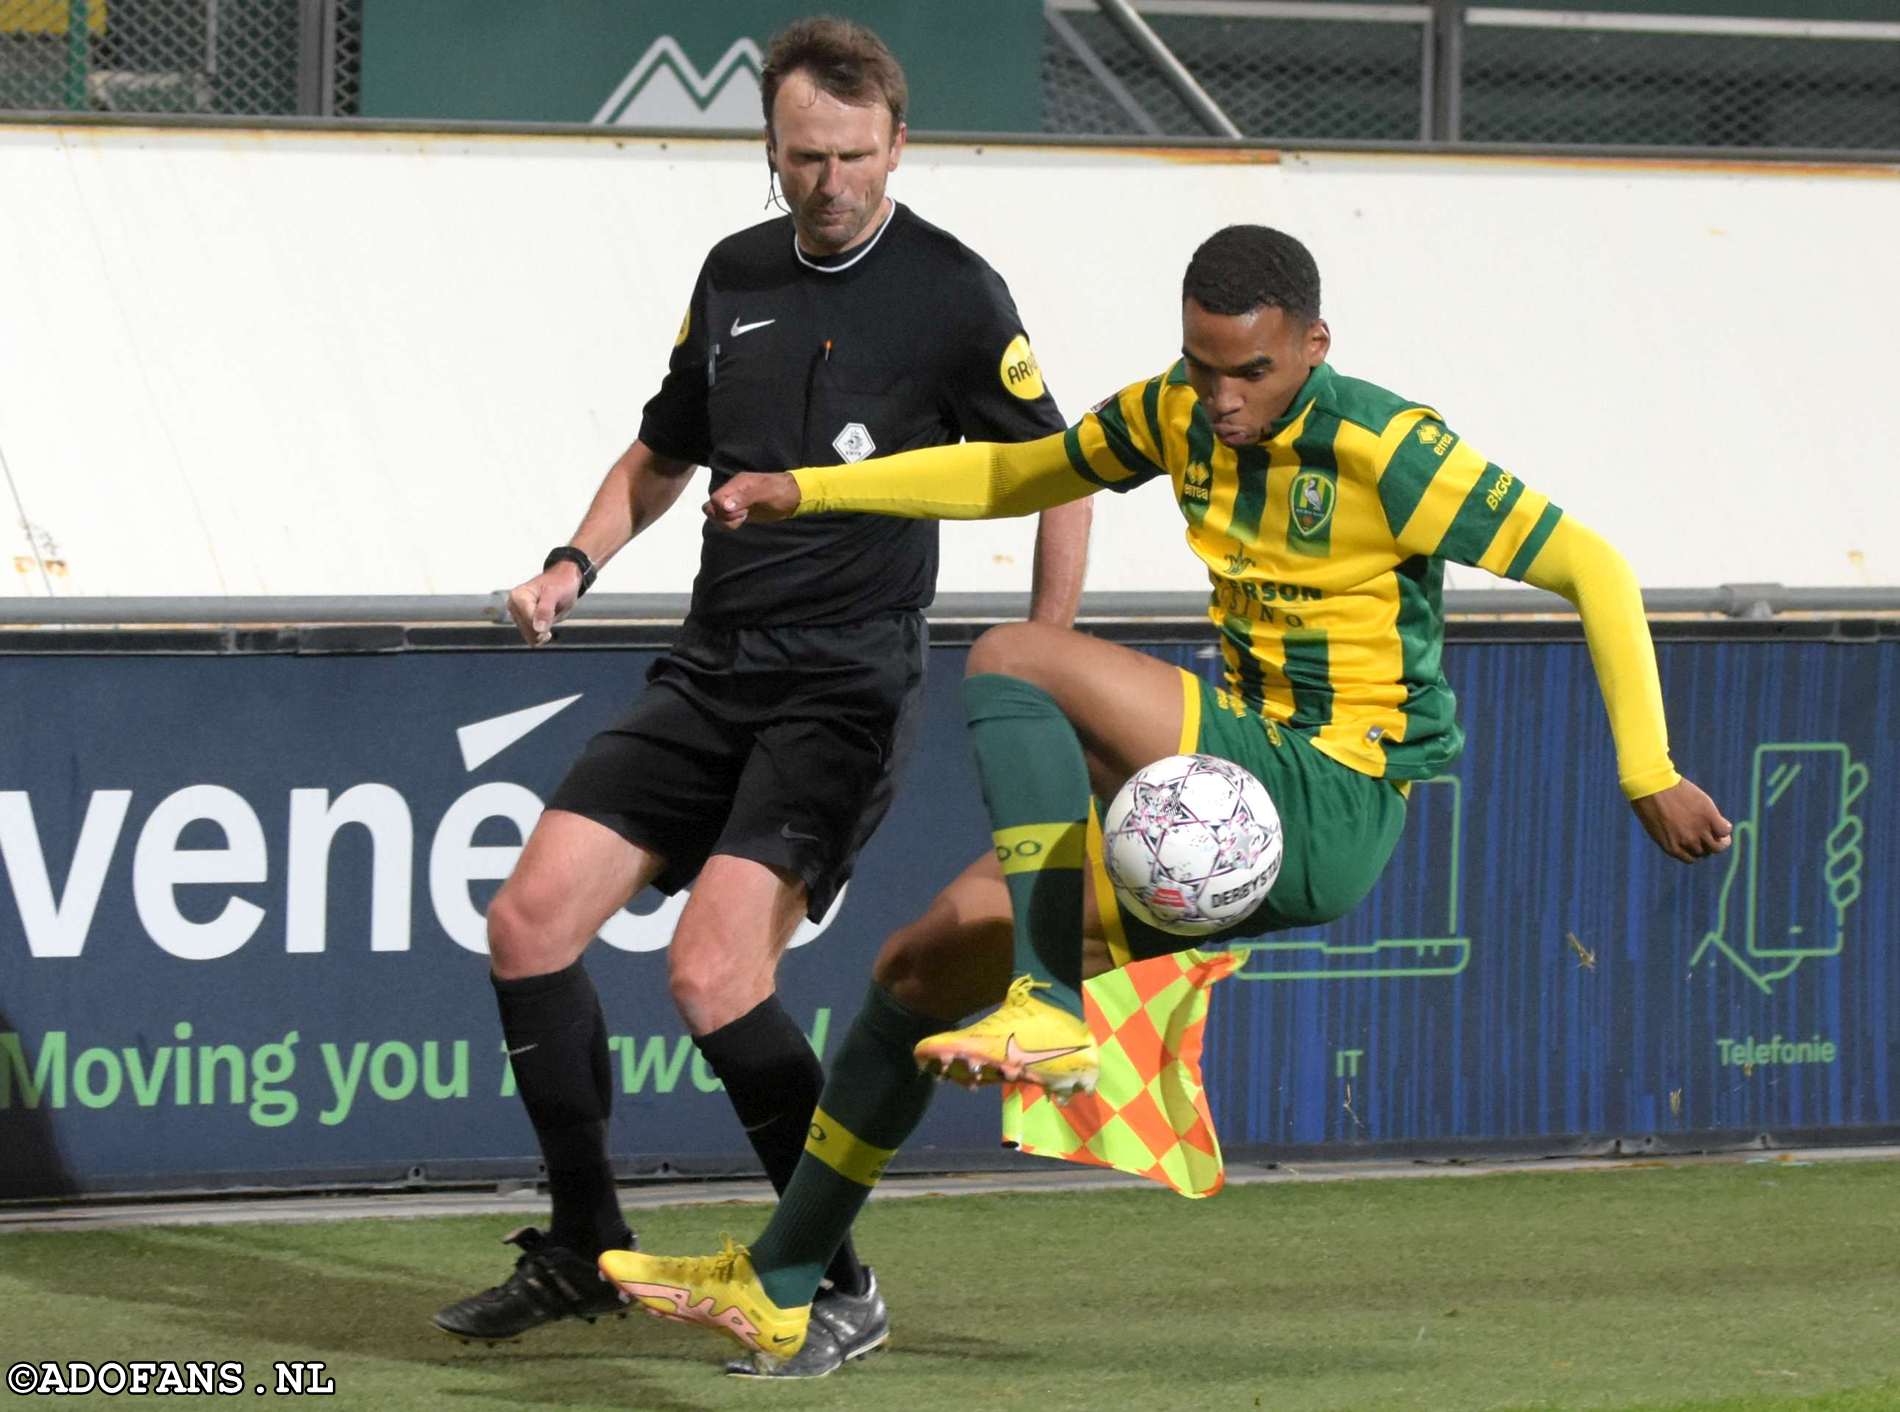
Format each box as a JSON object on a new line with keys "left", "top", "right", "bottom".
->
{"left": 1000, "top": 948, "right": 1241, "bottom": 1198}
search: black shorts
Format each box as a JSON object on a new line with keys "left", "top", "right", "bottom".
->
{"left": 547, "top": 611, "right": 927, "bottom": 920}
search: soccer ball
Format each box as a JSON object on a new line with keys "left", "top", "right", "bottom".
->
{"left": 1101, "top": 754, "right": 1282, "bottom": 937}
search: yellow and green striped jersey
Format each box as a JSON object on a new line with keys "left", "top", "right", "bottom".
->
{"left": 1066, "top": 361, "right": 1564, "bottom": 781}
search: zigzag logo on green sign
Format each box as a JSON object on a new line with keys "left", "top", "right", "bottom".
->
{"left": 594, "top": 36, "right": 763, "bottom": 128}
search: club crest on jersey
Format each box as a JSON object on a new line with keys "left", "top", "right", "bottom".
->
{"left": 1289, "top": 470, "right": 1336, "bottom": 537}
{"left": 832, "top": 422, "right": 875, "bottom": 463}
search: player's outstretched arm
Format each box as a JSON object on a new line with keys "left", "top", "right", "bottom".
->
{"left": 705, "top": 431, "right": 1095, "bottom": 530}
{"left": 507, "top": 439, "right": 695, "bottom": 645}
{"left": 705, "top": 471, "right": 802, "bottom": 527}
{"left": 1518, "top": 517, "right": 1732, "bottom": 862}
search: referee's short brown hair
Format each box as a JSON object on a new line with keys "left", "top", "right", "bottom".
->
{"left": 761, "top": 17, "right": 908, "bottom": 139}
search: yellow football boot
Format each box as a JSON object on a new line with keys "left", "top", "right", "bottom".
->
{"left": 913, "top": 975, "right": 1098, "bottom": 1097}
{"left": 597, "top": 1239, "right": 810, "bottom": 1359}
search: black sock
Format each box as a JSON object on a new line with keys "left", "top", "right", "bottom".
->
{"left": 492, "top": 960, "right": 630, "bottom": 1259}
{"left": 694, "top": 994, "right": 869, "bottom": 1297}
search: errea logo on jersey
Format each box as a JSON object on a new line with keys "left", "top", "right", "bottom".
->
{"left": 1415, "top": 422, "right": 1455, "bottom": 458}
{"left": 1182, "top": 460, "right": 1212, "bottom": 502}
{"left": 999, "top": 334, "right": 1044, "bottom": 401}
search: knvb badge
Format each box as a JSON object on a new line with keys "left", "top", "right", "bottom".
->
{"left": 832, "top": 422, "right": 875, "bottom": 464}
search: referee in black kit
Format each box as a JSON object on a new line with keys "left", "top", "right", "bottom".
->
{"left": 432, "top": 16, "right": 1091, "bottom": 1380}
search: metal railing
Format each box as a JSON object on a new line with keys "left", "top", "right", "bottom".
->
{"left": 1044, "top": 1, "right": 1900, "bottom": 151}
{"left": 4, "top": 3, "right": 1897, "bottom": 154}
{"left": 1046, "top": 0, "right": 1437, "bottom": 142}
{"left": 1, "top": 586, "right": 1895, "bottom": 630}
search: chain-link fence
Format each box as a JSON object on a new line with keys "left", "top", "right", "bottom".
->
{"left": 0, "top": 0, "right": 357, "bottom": 116}
{"left": 4, "top": 0, "right": 1896, "bottom": 153}
{"left": 1045, "top": 2, "right": 1432, "bottom": 142}
{"left": 1459, "top": 14, "right": 1900, "bottom": 150}
{"left": 1044, "top": 1, "right": 1900, "bottom": 152}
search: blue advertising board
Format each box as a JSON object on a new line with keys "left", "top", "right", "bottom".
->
{"left": 1200, "top": 631, "right": 1895, "bottom": 1159}
{"left": 1, "top": 629, "right": 1893, "bottom": 1196}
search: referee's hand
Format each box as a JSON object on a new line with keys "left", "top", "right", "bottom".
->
{"left": 706, "top": 472, "right": 801, "bottom": 528}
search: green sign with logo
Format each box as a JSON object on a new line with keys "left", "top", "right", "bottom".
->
{"left": 360, "top": 1, "right": 1044, "bottom": 132}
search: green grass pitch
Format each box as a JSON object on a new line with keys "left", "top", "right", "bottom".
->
{"left": 2, "top": 1158, "right": 1897, "bottom": 1410}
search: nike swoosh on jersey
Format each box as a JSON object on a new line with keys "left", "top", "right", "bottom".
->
{"left": 730, "top": 317, "right": 776, "bottom": 337}
{"left": 1003, "top": 1034, "right": 1086, "bottom": 1067}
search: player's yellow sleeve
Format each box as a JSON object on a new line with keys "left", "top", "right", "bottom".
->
{"left": 1520, "top": 518, "right": 1681, "bottom": 800}
{"left": 790, "top": 431, "right": 1099, "bottom": 520}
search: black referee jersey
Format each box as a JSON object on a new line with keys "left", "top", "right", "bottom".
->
{"left": 638, "top": 201, "right": 1067, "bottom": 629}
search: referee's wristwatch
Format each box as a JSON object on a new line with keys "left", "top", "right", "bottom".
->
{"left": 543, "top": 545, "right": 598, "bottom": 597}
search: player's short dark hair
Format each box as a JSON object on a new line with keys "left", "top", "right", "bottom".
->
{"left": 761, "top": 16, "right": 908, "bottom": 140}
{"left": 1182, "top": 226, "right": 1322, "bottom": 322}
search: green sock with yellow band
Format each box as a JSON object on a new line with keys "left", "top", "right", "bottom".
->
{"left": 962, "top": 672, "right": 1090, "bottom": 1016}
{"left": 748, "top": 983, "right": 943, "bottom": 1309}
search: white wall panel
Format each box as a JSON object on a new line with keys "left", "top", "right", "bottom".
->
{"left": 1, "top": 125, "right": 1893, "bottom": 599}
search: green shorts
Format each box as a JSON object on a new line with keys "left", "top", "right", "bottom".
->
{"left": 1089, "top": 671, "right": 1408, "bottom": 964}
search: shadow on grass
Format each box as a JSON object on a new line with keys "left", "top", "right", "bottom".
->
{"left": 4, "top": 1224, "right": 731, "bottom": 1412}
{"left": 8, "top": 1218, "right": 1445, "bottom": 1404}
{"left": 839, "top": 1312, "right": 1430, "bottom": 1386}
{"left": 868, "top": 1329, "right": 1033, "bottom": 1363}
